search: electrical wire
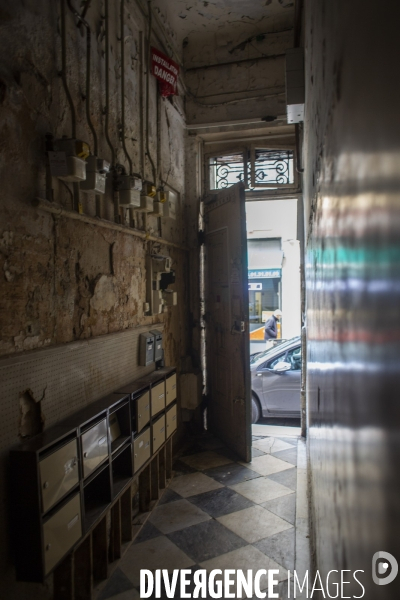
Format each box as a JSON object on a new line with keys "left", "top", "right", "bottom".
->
{"left": 145, "top": 0, "right": 157, "bottom": 186}
{"left": 60, "top": 0, "right": 76, "bottom": 138}
{"left": 105, "top": 0, "right": 115, "bottom": 166}
{"left": 120, "top": 0, "right": 133, "bottom": 175}
{"left": 67, "top": 0, "right": 98, "bottom": 155}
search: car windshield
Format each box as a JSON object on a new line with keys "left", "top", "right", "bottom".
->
{"left": 250, "top": 336, "right": 301, "bottom": 365}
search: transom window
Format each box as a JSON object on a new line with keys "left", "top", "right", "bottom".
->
{"left": 208, "top": 148, "right": 295, "bottom": 191}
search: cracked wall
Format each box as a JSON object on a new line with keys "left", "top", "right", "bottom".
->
{"left": 0, "top": 1, "right": 190, "bottom": 597}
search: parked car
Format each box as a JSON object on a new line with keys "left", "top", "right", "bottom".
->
{"left": 251, "top": 336, "right": 301, "bottom": 422}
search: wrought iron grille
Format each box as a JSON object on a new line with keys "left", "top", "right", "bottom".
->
{"left": 209, "top": 149, "right": 294, "bottom": 191}
{"left": 252, "top": 149, "right": 294, "bottom": 186}
{"left": 209, "top": 153, "right": 247, "bottom": 190}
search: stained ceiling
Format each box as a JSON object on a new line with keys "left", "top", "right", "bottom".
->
{"left": 152, "top": 0, "right": 295, "bottom": 52}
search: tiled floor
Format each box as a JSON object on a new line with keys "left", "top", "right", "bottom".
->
{"left": 95, "top": 427, "right": 305, "bottom": 600}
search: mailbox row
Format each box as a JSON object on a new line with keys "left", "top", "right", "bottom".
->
{"left": 10, "top": 367, "right": 177, "bottom": 583}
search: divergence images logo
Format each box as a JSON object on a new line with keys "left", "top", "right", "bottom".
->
{"left": 372, "top": 552, "right": 398, "bottom": 586}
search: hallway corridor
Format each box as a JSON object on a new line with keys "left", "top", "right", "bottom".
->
{"left": 95, "top": 426, "right": 309, "bottom": 600}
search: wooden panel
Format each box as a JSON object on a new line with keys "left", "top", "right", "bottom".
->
{"left": 53, "top": 553, "right": 74, "bottom": 600}
{"left": 109, "top": 502, "right": 121, "bottom": 562}
{"left": 139, "top": 465, "right": 151, "bottom": 512}
{"left": 158, "top": 447, "right": 166, "bottom": 490}
{"left": 204, "top": 183, "right": 251, "bottom": 462}
{"left": 120, "top": 487, "right": 132, "bottom": 543}
{"left": 150, "top": 457, "right": 159, "bottom": 501}
{"left": 74, "top": 535, "right": 92, "bottom": 600}
{"left": 92, "top": 517, "right": 108, "bottom": 582}
{"left": 166, "top": 437, "right": 173, "bottom": 480}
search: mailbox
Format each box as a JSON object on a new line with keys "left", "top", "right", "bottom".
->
{"left": 150, "top": 330, "right": 163, "bottom": 362}
{"left": 139, "top": 332, "right": 155, "bottom": 366}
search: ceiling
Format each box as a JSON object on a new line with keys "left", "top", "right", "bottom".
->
{"left": 152, "top": 0, "right": 295, "bottom": 51}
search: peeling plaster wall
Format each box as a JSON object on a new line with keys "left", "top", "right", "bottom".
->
{"left": 0, "top": 1, "right": 189, "bottom": 596}
{"left": 304, "top": 0, "right": 400, "bottom": 595}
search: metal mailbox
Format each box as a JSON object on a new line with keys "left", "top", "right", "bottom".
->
{"left": 43, "top": 493, "right": 82, "bottom": 575}
{"left": 152, "top": 414, "right": 166, "bottom": 454}
{"left": 39, "top": 439, "right": 79, "bottom": 514}
{"left": 81, "top": 418, "right": 108, "bottom": 478}
{"left": 133, "top": 427, "right": 151, "bottom": 472}
{"left": 166, "top": 373, "right": 177, "bottom": 406}
{"left": 151, "top": 381, "right": 165, "bottom": 416}
{"left": 135, "top": 390, "right": 150, "bottom": 433}
{"left": 166, "top": 404, "right": 177, "bottom": 438}
{"left": 149, "top": 330, "right": 163, "bottom": 361}
{"left": 139, "top": 332, "right": 155, "bottom": 366}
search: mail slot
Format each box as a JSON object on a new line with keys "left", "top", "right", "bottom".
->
{"left": 81, "top": 418, "right": 108, "bottom": 478}
{"left": 39, "top": 439, "right": 79, "bottom": 514}
{"left": 133, "top": 427, "right": 151, "bottom": 473}
{"left": 43, "top": 493, "right": 82, "bottom": 575}
{"left": 166, "top": 404, "right": 177, "bottom": 438}
{"left": 152, "top": 414, "right": 166, "bottom": 454}
{"left": 136, "top": 390, "right": 150, "bottom": 433}
{"left": 166, "top": 373, "right": 177, "bottom": 406}
{"left": 151, "top": 381, "right": 165, "bottom": 416}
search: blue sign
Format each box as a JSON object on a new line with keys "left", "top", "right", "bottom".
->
{"left": 248, "top": 269, "right": 281, "bottom": 279}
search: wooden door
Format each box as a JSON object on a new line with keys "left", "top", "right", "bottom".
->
{"left": 204, "top": 183, "right": 251, "bottom": 462}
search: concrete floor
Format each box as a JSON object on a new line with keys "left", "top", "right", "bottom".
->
{"left": 95, "top": 425, "right": 309, "bottom": 599}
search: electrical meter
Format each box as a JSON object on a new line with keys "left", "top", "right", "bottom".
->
{"left": 143, "top": 182, "right": 157, "bottom": 197}
{"left": 49, "top": 138, "right": 90, "bottom": 182}
{"left": 152, "top": 190, "right": 168, "bottom": 216}
{"left": 80, "top": 156, "right": 110, "bottom": 194}
{"left": 163, "top": 190, "right": 177, "bottom": 220}
{"left": 137, "top": 195, "right": 154, "bottom": 213}
{"left": 116, "top": 175, "right": 142, "bottom": 207}
{"left": 162, "top": 290, "right": 177, "bottom": 307}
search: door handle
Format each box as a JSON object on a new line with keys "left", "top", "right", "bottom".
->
{"left": 256, "top": 373, "right": 262, "bottom": 377}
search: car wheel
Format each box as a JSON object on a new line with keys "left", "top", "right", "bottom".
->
{"left": 251, "top": 395, "right": 261, "bottom": 424}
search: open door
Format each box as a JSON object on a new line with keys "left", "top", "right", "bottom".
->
{"left": 204, "top": 182, "right": 251, "bottom": 462}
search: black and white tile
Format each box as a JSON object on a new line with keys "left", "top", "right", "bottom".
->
{"left": 95, "top": 430, "right": 299, "bottom": 600}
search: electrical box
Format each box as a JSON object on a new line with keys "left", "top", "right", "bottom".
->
{"left": 116, "top": 174, "right": 142, "bottom": 207}
{"left": 162, "top": 290, "right": 177, "bottom": 307}
{"left": 80, "top": 156, "right": 110, "bottom": 194}
{"left": 152, "top": 199, "right": 164, "bottom": 216}
{"left": 150, "top": 330, "right": 163, "bottom": 361}
{"left": 143, "top": 182, "right": 157, "bottom": 197}
{"left": 152, "top": 290, "right": 164, "bottom": 314}
{"left": 163, "top": 190, "right": 177, "bottom": 220}
{"left": 286, "top": 48, "right": 305, "bottom": 124}
{"left": 138, "top": 195, "right": 154, "bottom": 213}
{"left": 49, "top": 138, "right": 90, "bottom": 183}
{"left": 139, "top": 332, "right": 155, "bottom": 366}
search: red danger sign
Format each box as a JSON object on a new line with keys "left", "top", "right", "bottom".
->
{"left": 151, "top": 47, "right": 179, "bottom": 97}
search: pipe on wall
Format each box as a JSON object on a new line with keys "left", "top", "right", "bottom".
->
{"left": 67, "top": 0, "right": 102, "bottom": 217}
{"left": 60, "top": 0, "right": 76, "bottom": 139}
{"left": 104, "top": 0, "right": 119, "bottom": 223}
{"left": 145, "top": 1, "right": 157, "bottom": 186}
{"left": 120, "top": 0, "right": 133, "bottom": 176}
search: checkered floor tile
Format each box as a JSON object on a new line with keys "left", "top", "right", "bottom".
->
{"left": 95, "top": 430, "right": 299, "bottom": 600}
